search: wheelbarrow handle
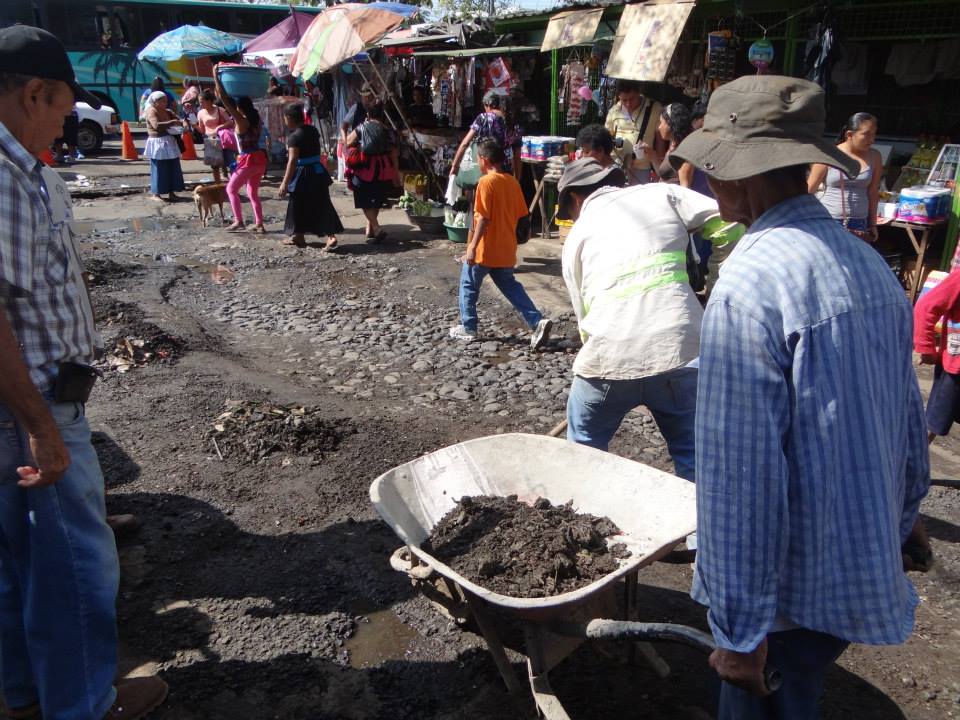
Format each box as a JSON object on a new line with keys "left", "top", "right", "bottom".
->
{"left": 549, "top": 619, "right": 783, "bottom": 693}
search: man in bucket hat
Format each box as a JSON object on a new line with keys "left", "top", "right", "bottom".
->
{"left": 670, "top": 76, "right": 930, "bottom": 717}
{"left": 557, "top": 157, "right": 719, "bottom": 479}
{"left": 0, "top": 25, "right": 168, "bottom": 719}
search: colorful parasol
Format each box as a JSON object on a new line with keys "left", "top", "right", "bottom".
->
{"left": 138, "top": 24, "right": 244, "bottom": 62}
{"left": 291, "top": 4, "right": 410, "bottom": 79}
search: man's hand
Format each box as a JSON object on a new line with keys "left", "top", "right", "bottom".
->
{"left": 278, "top": 184, "right": 288, "bottom": 199}
{"left": 710, "top": 638, "right": 772, "bottom": 697}
{"left": 919, "top": 353, "right": 939, "bottom": 365}
{"left": 464, "top": 247, "right": 476, "bottom": 266}
{"left": 17, "top": 428, "right": 70, "bottom": 488}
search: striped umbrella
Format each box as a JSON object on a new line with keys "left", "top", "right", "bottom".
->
{"left": 291, "top": 4, "right": 408, "bottom": 79}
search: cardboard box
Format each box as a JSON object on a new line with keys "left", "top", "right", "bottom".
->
{"left": 901, "top": 257, "right": 941, "bottom": 295}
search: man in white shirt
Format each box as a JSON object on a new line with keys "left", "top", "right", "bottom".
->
{"left": 558, "top": 158, "right": 719, "bottom": 479}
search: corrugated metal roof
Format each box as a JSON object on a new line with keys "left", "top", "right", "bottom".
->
{"left": 498, "top": 0, "right": 622, "bottom": 21}
{"left": 412, "top": 44, "right": 539, "bottom": 57}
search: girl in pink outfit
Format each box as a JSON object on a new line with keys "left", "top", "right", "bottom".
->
{"left": 214, "top": 65, "right": 267, "bottom": 233}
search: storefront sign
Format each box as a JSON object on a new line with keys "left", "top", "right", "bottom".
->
{"left": 541, "top": 8, "right": 605, "bottom": 52}
{"left": 605, "top": 2, "right": 695, "bottom": 82}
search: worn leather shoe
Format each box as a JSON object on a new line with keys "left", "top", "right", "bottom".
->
{"left": 106, "top": 514, "right": 142, "bottom": 539}
{"left": 103, "top": 676, "right": 168, "bottom": 719}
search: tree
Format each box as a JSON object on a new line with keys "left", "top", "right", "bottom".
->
{"left": 427, "top": 0, "right": 518, "bottom": 19}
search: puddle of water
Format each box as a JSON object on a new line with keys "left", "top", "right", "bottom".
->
{"left": 76, "top": 236, "right": 237, "bottom": 284}
{"left": 73, "top": 218, "right": 167, "bottom": 236}
{"left": 344, "top": 601, "right": 418, "bottom": 669}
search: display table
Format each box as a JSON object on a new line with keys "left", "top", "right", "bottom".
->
{"left": 892, "top": 219, "right": 945, "bottom": 302}
{"left": 253, "top": 96, "right": 301, "bottom": 162}
{"left": 522, "top": 158, "right": 552, "bottom": 239}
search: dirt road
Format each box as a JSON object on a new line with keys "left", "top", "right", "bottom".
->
{"left": 65, "top": 144, "right": 959, "bottom": 719}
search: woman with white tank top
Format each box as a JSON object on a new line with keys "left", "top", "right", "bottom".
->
{"left": 808, "top": 112, "right": 883, "bottom": 242}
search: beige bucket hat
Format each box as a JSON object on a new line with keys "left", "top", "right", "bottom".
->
{"left": 670, "top": 76, "right": 859, "bottom": 181}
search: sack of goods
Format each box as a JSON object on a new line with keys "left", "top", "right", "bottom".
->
{"left": 544, "top": 154, "right": 569, "bottom": 182}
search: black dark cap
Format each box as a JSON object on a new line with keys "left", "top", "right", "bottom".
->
{"left": 0, "top": 25, "right": 101, "bottom": 108}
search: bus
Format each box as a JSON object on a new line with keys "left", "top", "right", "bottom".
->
{"left": 1, "top": 0, "right": 321, "bottom": 122}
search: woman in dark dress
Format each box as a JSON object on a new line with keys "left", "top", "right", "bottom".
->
{"left": 278, "top": 103, "right": 342, "bottom": 249}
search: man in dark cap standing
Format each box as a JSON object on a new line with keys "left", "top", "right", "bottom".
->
{"left": 670, "top": 76, "right": 930, "bottom": 718}
{"left": 0, "top": 25, "right": 167, "bottom": 719}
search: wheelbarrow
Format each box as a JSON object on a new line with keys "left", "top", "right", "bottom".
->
{"left": 370, "top": 433, "right": 778, "bottom": 719}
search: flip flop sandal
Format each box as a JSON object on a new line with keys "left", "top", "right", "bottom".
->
{"left": 375, "top": 230, "right": 388, "bottom": 243}
{"left": 282, "top": 238, "right": 306, "bottom": 248}
{"left": 324, "top": 239, "right": 339, "bottom": 250}
{"left": 226, "top": 225, "right": 246, "bottom": 233}
{"left": 365, "top": 235, "right": 381, "bottom": 244}
{"left": 251, "top": 225, "right": 267, "bottom": 234}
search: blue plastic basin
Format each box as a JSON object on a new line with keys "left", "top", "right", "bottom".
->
{"left": 217, "top": 66, "right": 271, "bottom": 99}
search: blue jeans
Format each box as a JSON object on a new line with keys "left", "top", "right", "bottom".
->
{"left": 566, "top": 367, "right": 697, "bottom": 480}
{"left": 458, "top": 263, "right": 543, "bottom": 332}
{"left": 718, "top": 629, "right": 849, "bottom": 720}
{"left": 0, "top": 400, "right": 118, "bottom": 719}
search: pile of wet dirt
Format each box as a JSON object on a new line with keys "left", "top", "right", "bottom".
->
{"left": 102, "top": 319, "right": 187, "bottom": 372}
{"left": 423, "top": 495, "right": 631, "bottom": 598}
{"left": 209, "top": 401, "right": 355, "bottom": 462}
{"left": 93, "top": 298, "right": 144, "bottom": 327}
{"left": 85, "top": 258, "right": 144, "bottom": 287}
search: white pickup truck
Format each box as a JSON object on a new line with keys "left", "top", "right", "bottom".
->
{"left": 75, "top": 101, "right": 120, "bottom": 154}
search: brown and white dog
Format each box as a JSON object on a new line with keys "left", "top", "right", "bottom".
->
{"left": 193, "top": 183, "right": 227, "bottom": 228}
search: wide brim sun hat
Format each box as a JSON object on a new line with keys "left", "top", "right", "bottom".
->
{"left": 670, "top": 76, "right": 859, "bottom": 181}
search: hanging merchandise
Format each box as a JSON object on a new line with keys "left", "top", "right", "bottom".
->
{"left": 559, "top": 58, "right": 586, "bottom": 126}
{"left": 706, "top": 30, "right": 737, "bottom": 87}
{"left": 464, "top": 57, "right": 476, "bottom": 108}
{"left": 447, "top": 62, "right": 463, "bottom": 127}
{"left": 803, "top": 10, "right": 839, "bottom": 89}
{"left": 484, "top": 56, "right": 515, "bottom": 92}
{"left": 748, "top": 37, "right": 775, "bottom": 73}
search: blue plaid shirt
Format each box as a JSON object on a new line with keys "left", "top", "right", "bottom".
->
{"left": 693, "top": 194, "right": 930, "bottom": 653}
{"left": 0, "top": 121, "right": 98, "bottom": 391}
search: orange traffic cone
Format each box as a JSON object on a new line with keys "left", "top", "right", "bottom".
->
{"left": 121, "top": 121, "right": 138, "bottom": 161}
{"left": 180, "top": 130, "right": 197, "bottom": 161}
{"left": 38, "top": 148, "right": 55, "bottom": 166}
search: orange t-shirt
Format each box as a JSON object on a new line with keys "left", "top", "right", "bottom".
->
{"left": 473, "top": 171, "right": 528, "bottom": 268}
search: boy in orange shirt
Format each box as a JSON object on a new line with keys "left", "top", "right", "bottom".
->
{"left": 449, "top": 140, "right": 553, "bottom": 349}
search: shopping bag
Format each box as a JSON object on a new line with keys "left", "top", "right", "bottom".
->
{"left": 202, "top": 135, "right": 224, "bottom": 167}
{"left": 456, "top": 143, "right": 482, "bottom": 187}
{"left": 445, "top": 174, "right": 462, "bottom": 205}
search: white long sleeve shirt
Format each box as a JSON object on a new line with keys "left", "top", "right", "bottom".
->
{"left": 561, "top": 183, "right": 718, "bottom": 380}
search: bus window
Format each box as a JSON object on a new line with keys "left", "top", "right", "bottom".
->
{"left": 138, "top": 7, "right": 170, "bottom": 41}
{"left": 46, "top": 0, "right": 100, "bottom": 48}
{"left": 110, "top": 8, "right": 136, "bottom": 48}
{"left": 1, "top": 1, "right": 36, "bottom": 28}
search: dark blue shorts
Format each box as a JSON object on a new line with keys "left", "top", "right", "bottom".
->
{"left": 926, "top": 364, "right": 960, "bottom": 436}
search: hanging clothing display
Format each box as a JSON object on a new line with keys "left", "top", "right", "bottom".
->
{"left": 559, "top": 60, "right": 586, "bottom": 126}
{"left": 885, "top": 43, "right": 939, "bottom": 86}
{"left": 831, "top": 43, "right": 869, "bottom": 95}
{"left": 447, "top": 63, "right": 463, "bottom": 127}
{"left": 804, "top": 19, "right": 839, "bottom": 89}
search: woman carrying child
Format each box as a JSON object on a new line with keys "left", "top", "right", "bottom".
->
{"left": 278, "top": 102, "right": 342, "bottom": 249}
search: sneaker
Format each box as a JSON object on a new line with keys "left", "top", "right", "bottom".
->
{"left": 103, "top": 676, "right": 169, "bottom": 719}
{"left": 74, "top": 152, "right": 85, "bottom": 160}
{"left": 448, "top": 325, "right": 476, "bottom": 342}
{"left": 530, "top": 318, "right": 553, "bottom": 350}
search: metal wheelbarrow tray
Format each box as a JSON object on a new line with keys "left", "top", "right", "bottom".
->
{"left": 369, "top": 433, "right": 716, "bottom": 719}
